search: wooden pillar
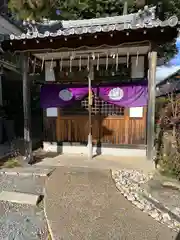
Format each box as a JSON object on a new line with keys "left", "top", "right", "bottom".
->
{"left": 87, "top": 60, "right": 94, "bottom": 160}
{"left": 0, "top": 66, "right": 3, "bottom": 144}
{"left": 0, "top": 66, "right": 3, "bottom": 106}
{"left": 22, "top": 53, "right": 33, "bottom": 164}
{"left": 147, "top": 51, "right": 157, "bottom": 161}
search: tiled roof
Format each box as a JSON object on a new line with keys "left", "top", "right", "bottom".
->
{"left": 156, "top": 78, "right": 180, "bottom": 97}
{"left": 156, "top": 65, "right": 180, "bottom": 97}
{"left": 156, "top": 65, "right": 180, "bottom": 85}
{"left": 9, "top": 6, "right": 179, "bottom": 41}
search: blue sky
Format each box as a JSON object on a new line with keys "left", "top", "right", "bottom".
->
{"left": 156, "top": 38, "right": 180, "bottom": 84}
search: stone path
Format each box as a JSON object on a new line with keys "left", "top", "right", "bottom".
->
{"left": 35, "top": 154, "right": 154, "bottom": 174}
{"left": 44, "top": 166, "right": 178, "bottom": 240}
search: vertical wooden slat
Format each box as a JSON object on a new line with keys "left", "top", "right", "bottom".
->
{"left": 124, "top": 108, "right": 129, "bottom": 144}
{"left": 55, "top": 112, "right": 147, "bottom": 146}
{"left": 56, "top": 108, "right": 60, "bottom": 141}
{"left": 44, "top": 110, "right": 57, "bottom": 142}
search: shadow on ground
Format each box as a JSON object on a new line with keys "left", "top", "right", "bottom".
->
{"left": 31, "top": 150, "right": 59, "bottom": 165}
{"left": 176, "top": 231, "right": 180, "bottom": 240}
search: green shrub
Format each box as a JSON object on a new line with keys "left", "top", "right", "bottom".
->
{"left": 3, "top": 158, "right": 21, "bottom": 168}
{"left": 159, "top": 153, "right": 180, "bottom": 180}
{"left": 155, "top": 94, "right": 180, "bottom": 179}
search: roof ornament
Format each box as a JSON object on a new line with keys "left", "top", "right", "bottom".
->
{"left": 23, "top": 19, "right": 38, "bottom": 35}
{"left": 136, "top": 5, "right": 156, "bottom": 21}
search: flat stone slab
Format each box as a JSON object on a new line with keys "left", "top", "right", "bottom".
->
{"left": 162, "top": 181, "right": 180, "bottom": 191}
{"left": 0, "top": 167, "right": 55, "bottom": 177}
{"left": 0, "top": 191, "right": 41, "bottom": 205}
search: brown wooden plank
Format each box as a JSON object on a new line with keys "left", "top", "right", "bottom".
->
{"left": 128, "top": 107, "right": 147, "bottom": 145}
{"left": 56, "top": 108, "right": 147, "bottom": 145}
{"left": 43, "top": 110, "right": 57, "bottom": 142}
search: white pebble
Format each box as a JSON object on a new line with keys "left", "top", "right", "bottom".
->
{"left": 162, "top": 213, "right": 171, "bottom": 221}
{"left": 127, "top": 195, "right": 135, "bottom": 202}
{"left": 150, "top": 210, "right": 159, "bottom": 219}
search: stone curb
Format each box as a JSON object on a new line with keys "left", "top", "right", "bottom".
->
{"left": 162, "top": 182, "right": 180, "bottom": 191}
{"left": 0, "top": 168, "right": 56, "bottom": 178}
{"left": 43, "top": 181, "right": 55, "bottom": 240}
{"left": 112, "top": 169, "right": 180, "bottom": 232}
{"left": 142, "top": 191, "right": 180, "bottom": 224}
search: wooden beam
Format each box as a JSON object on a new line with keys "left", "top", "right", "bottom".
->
{"left": 147, "top": 51, "right": 157, "bottom": 161}
{"left": 22, "top": 53, "right": 33, "bottom": 164}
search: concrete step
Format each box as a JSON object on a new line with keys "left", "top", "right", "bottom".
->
{"left": 0, "top": 191, "right": 42, "bottom": 205}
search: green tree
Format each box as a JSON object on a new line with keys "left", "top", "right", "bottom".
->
{"left": 8, "top": 0, "right": 56, "bottom": 20}
{"left": 8, "top": 0, "right": 137, "bottom": 20}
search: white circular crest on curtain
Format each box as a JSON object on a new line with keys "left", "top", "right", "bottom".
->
{"left": 108, "top": 87, "right": 124, "bottom": 101}
{"left": 59, "top": 89, "right": 73, "bottom": 101}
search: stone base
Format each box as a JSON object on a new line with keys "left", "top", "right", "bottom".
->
{"left": 0, "top": 191, "right": 41, "bottom": 205}
{"left": 43, "top": 142, "right": 146, "bottom": 157}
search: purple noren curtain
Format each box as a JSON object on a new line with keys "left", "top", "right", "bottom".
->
{"left": 40, "top": 84, "right": 148, "bottom": 108}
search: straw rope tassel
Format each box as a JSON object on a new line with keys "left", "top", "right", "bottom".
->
{"left": 27, "top": 57, "right": 30, "bottom": 70}
{"left": 136, "top": 50, "right": 139, "bottom": 66}
{"left": 33, "top": 58, "right": 36, "bottom": 74}
{"left": 87, "top": 55, "right": 90, "bottom": 71}
{"left": 97, "top": 54, "right": 99, "bottom": 71}
{"left": 50, "top": 58, "right": 53, "bottom": 71}
{"left": 106, "top": 53, "right": 108, "bottom": 70}
{"left": 41, "top": 57, "right": 44, "bottom": 72}
{"left": 60, "top": 57, "right": 63, "bottom": 71}
{"left": 116, "top": 52, "right": 119, "bottom": 71}
{"left": 79, "top": 55, "right": 82, "bottom": 71}
{"left": 70, "top": 56, "right": 72, "bottom": 72}
{"left": 127, "top": 52, "right": 129, "bottom": 68}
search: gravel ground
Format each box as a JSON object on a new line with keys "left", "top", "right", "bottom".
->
{"left": 0, "top": 175, "right": 48, "bottom": 240}
{"left": 0, "top": 202, "right": 48, "bottom": 240}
